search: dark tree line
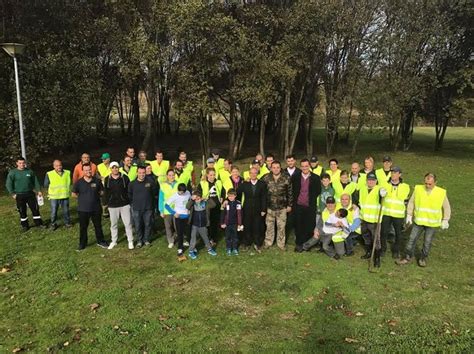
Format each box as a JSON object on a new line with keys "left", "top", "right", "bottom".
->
{"left": 0, "top": 0, "right": 472, "bottom": 169}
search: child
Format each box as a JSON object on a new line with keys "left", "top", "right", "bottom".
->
{"left": 165, "top": 183, "right": 191, "bottom": 261}
{"left": 186, "top": 190, "right": 218, "bottom": 259}
{"left": 220, "top": 189, "right": 243, "bottom": 256}
{"left": 323, "top": 208, "right": 350, "bottom": 259}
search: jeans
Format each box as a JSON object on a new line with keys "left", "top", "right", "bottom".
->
{"left": 133, "top": 210, "right": 153, "bottom": 244}
{"left": 78, "top": 210, "right": 105, "bottom": 248}
{"left": 405, "top": 223, "right": 437, "bottom": 259}
{"left": 225, "top": 224, "right": 239, "bottom": 250}
{"left": 345, "top": 232, "right": 361, "bottom": 254}
{"left": 381, "top": 215, "right": 404, "bottom": 255}
{"left": 190, "top": 225, "right": 211, "bottom": 251}
{"left": 361, "top": 221, "right": 377, "bottom": 248}
{"left": 50, "top": 198, "right": 71, "bottom": 226}
{"left": 109, "top": 205, "right": 134, "bottom": 243}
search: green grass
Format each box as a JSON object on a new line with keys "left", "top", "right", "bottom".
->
{"left": 1, "top": 127, "right": 473, "bottom": 352}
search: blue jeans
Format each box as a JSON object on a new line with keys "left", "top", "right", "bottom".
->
{"left": 50, "top": 198, "right": 70, "bottom": 225}
{"left": 405, "top": 223, "right": 437, "bottom": 259}
{"left": 133, "top": 210, "right": 153, "bottom": 244}
{"left": 345, "top": 232, "right": 361, "bottom": 254}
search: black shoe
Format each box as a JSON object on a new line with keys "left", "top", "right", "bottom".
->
{"left": 334, "top": 254, "right": 341, "bottom": 260}
{"left": 97, "top": 241, "right": 109, "bottom": 249}
{"left": 76, "top": 246, "right": 85, "bottom": 252}
{"left": 50, "top": 223, "right": 58, "bottom": 231}
{"left": 38, "top": 224, "right": 48, "bottom": 229}
{"left": 374, "top": 256, "right": 381, "bottom": 268}
{"left": 294, "top": 245, "right": 304, "bottom": 253}
{"left": 21, "top": 226, "right": 29, "bottom": 233}
{"left": 344, "top": 251, "right": 354, "bottom": 257}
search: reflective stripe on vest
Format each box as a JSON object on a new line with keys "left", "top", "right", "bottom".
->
{"left": 200, "top": 180, "right": 222, "bottom": 200}
{"left": 47, "top": 170, "right": 71, "bottom": 200}
{"left": 414, "top": 185, "right": 446, "bottom": 227}
{"left": 359, "top": 185, "right": 381, "bottom": 223}
{"left": 382, "top": 183, "right": 410, "bottom": 218}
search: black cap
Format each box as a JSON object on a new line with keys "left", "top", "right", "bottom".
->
{"left": 310, "top": 156, "right": 318, "bottom": 163}
{"left": 326, "top": 196, "right": 336, "bottom": 204}
{"left": 383, "top": 155, "right": 392, "bottom": 162}
{"left": 367, "top": 172, "right": 377, "bottom": 180}
{"left": 391, "top": 166, "right": 402, "bottom": 173}
{"left": 252, "top": 159, "right": 260, "bottom": 165}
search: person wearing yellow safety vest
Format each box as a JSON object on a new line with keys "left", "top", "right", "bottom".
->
{"left": 120, "top": 156, "right": 138, "bottom": 181}
{"left": 359, "top": 172, "right": 387, "bottom": 267}
{"left": 201, "top": 158, "right": 220, "bottom": 180}
{"left": 150, "top": 150, "right": 170, "bottom": 184}
{"left": 333, "top": 170, "right": 358, "bottom": 204}
{"left": 44, "top": 159, "right": 72, "bottom": 230}
{"left": 310, "top": 156, "right": 323, "bottom": 176}
{"left": 326, "top": 158, "right": 341, "bottom": 184}
{"left": 243, "top": 160, "right": 268, "bottom": 181}
{"left": 218, "top": 159, "right": 233, "bottom": 183}
{"left": 397, "top": 173, "right": 451, "bottom": 267}
{"left": 222, "top": 166, "right": 243, "bottom": 200}
{"left": 380, "top": 166, "right": 410, "bottom": 259}
{"left": 358, "top": 156, "right": 375, "bottom": 190}
{"left": 337, "top": 193, "right": 361, "bottom": 256}
{"left": 375, "top": 155, "right": 392, "bottom": 186}
{"left": 119, "top": 146, "right": 138, "bottom": 167}
{"left": 302, "top": 196, "right": 337, "bottom": 255}
{"left": 197, "top": 168, "right": 224, "bottom": 246}
{"left": 211, "top": 148, "right": 225, "bottom": 172}
{"left": 159, "top": 169, "right": 178, "bottom": 248}
{"left": 174, "top": 160, "right": 192, "bottom": 191}
{"left": 97, "top": 153, "right": 112, "bottom": 218}
{"left": 178, "top": 150, "right": 195, "bottom": 186}
{"left": 323, "top": 208, "right": 351, "bottom": 259}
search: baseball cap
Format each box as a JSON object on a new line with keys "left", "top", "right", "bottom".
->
{"left": 110, "top": 161, "right": 119, "bottom": 168}
{"left": 252, "top": 159, "right": 260, "bottom": 165}
{"left": 391, "top": 166, "right": 402, "bottom": 173}
{"left": 367, "top": 172, "right": 377, "bottom": 180}
{"left": 326, "top": 196, "right": 336, "bottom": 204}
{"left": 207, "top": 158, "right": 215, "bottom": 164}
{"left": 101, "top": 153, "right": 110, "bottom": 160}
{"left": 383, "top": 155, "right": 392, "bottom": 162}
{"left": 310, "top": 156, "right": 318, "bottom": 163}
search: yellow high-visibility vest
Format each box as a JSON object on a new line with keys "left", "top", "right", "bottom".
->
{"left": 160, "top": 181, "right": 178, "bottom": 215}
{"left": 120, "top": 166, "right": 137, "bottom": 181}
{"left": 97, "top": 163, "right": 111, "bottom": 180}
{"left": 200, "top": 180, "right": 223, "bottom": 200}
{"left": 176, "top": 170, "right": 191, "bottom": 186}
{"left": 150, "top": 160, "right": 170, "bottom": 183}
{"left": 382, "top": 183, "right": 410, "bottom": 219}
{"left": 47, "top": 170, "right": 71, "bottom": 200}
{"left": 243, "top": 168, "right": 267, "bottom": 181}
{"left": 336, "top": 202, "right": 361, "bottom": 234}
{"left": 359, "top": 185, "right": 382, "bottom": 223}
{"left": 376, "top": 168, "right": 391, "bottom": 187}
{"left": 312, "top": 165, "right": 323, "bottom": 176}
{"left": 326, "top": 169, "right": 341, "bottom": 184}
{"left": 183, "top": 161, "right": 194, "bottom": 174}
{"left": 215, "top": 158, "right": 225, "bottom": 172}
{"left": 333, "top": 181, "right": 357, "bottom": 202}
{"left": 413, "top": 185, "right": 446, "bottom": 227}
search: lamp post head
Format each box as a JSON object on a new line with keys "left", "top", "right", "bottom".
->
{"left": 1, "top": 43, "right": 25, "bottom": 58}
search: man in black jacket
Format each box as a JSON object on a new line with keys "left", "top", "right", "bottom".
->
{"left": 128, "top": 166, "right": 158, "bottom": 248}
{"left": 237, "top": 167, "right": 267, "bottom": 252}
{"left": 292, "top": 159, "right": 321, "bottom": 252}
{"left": 104, "top": 162, "right": 134, "bottom": 250}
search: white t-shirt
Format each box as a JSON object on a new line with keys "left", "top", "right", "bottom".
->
{"left": 323, "top": 214, "right": 350, "bottom": 236}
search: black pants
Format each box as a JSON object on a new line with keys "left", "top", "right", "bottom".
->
{"left": 361, "top": 221, "right": 377, "bottom": 248}
{"left": 294, "top": 205, "right": 315, "bottom": 246}
{"left": 381, "top": 215, "right": 404, "bottom": 255}
{"left": 225, "top": 224, "right": 239, "bottom": 250}
{"left": 209, "top": 204, "right": 221, "bottom": 242}
{"left": 16, "top": 192, "right": 42, "bottom": 228}
{"left": 242, "top": 207, "right": 264, "bottom": 247}
{"left": 78, "top": 211, "right": 105, "bottom": 248}
{"left": 175, "top": 217, "right": 188, "bottom": 252}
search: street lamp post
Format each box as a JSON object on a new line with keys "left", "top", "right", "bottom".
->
{"left": 1, "top": 43, "right": 26, "bottom": 160}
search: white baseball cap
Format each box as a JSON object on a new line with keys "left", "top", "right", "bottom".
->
{"left": 110, "top": 161, "right": 120, "bottom": 168}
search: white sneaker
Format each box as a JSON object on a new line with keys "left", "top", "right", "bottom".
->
{"left": 108, "top": 242, "right": 117, "bottom": 250}
{"left": 128, "top": 242, "right": 134, "bottom": 250}
{"left": 183, "top": 241, "right": 189, "bottom": 247}
{"left": 168, "top": 243, "right": 174, "bottom": 249}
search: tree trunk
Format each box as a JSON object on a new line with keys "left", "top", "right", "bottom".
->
{"left": 280, "top": 87, "right": 291, "bottom": 157}
{"left": 259, "top": 108, "right": 267, "bottom": 156}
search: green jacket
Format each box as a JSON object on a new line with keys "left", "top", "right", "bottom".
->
{"left": 6, "top": 168, "right": 41, "bottom": 195}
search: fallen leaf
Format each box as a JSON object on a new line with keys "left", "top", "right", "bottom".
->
{"left": 89, "top": 303, "right": 100, "bottom": 311}
{"left": 345, "top": 337, "right": 359, "bottom": 343}
{"left": 12, "top": 348, "right": 23, "bottom": 353}
{"left": 159, "top": 315, "right": 168, "bottom": 321}
{"left": 387, "top": 319, "right": 398, "bottom": 327}
{"left": 1, "top": 267, "right": 11, "bottom": 273}
{"left": 63, "top": 341, "right": 69, "bottom": 347}
{"left": 355, "top": 312, "right": 364, "bottom": 317}
{"left": 390, "top": 331, "right": 396, "bottom": 335}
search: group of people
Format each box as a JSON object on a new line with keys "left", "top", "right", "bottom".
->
{"left": 5, "top": 147, "right": 451, "bottom": 267}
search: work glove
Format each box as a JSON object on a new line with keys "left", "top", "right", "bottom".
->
{"left": 406, "top": 215, "right": 413, "bottom": 225}
{"left": 441, "top": 220, "right": 449, "bottom": 230}
{"left": 237, "top": 225, "right": 244, "bottom": 232}
{"left": 379, "top": 188, "right": 387, "bottom": 197}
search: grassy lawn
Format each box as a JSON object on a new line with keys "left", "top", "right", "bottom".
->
{"left": 1, "top": 127, "right": 473, "bottom": 352}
